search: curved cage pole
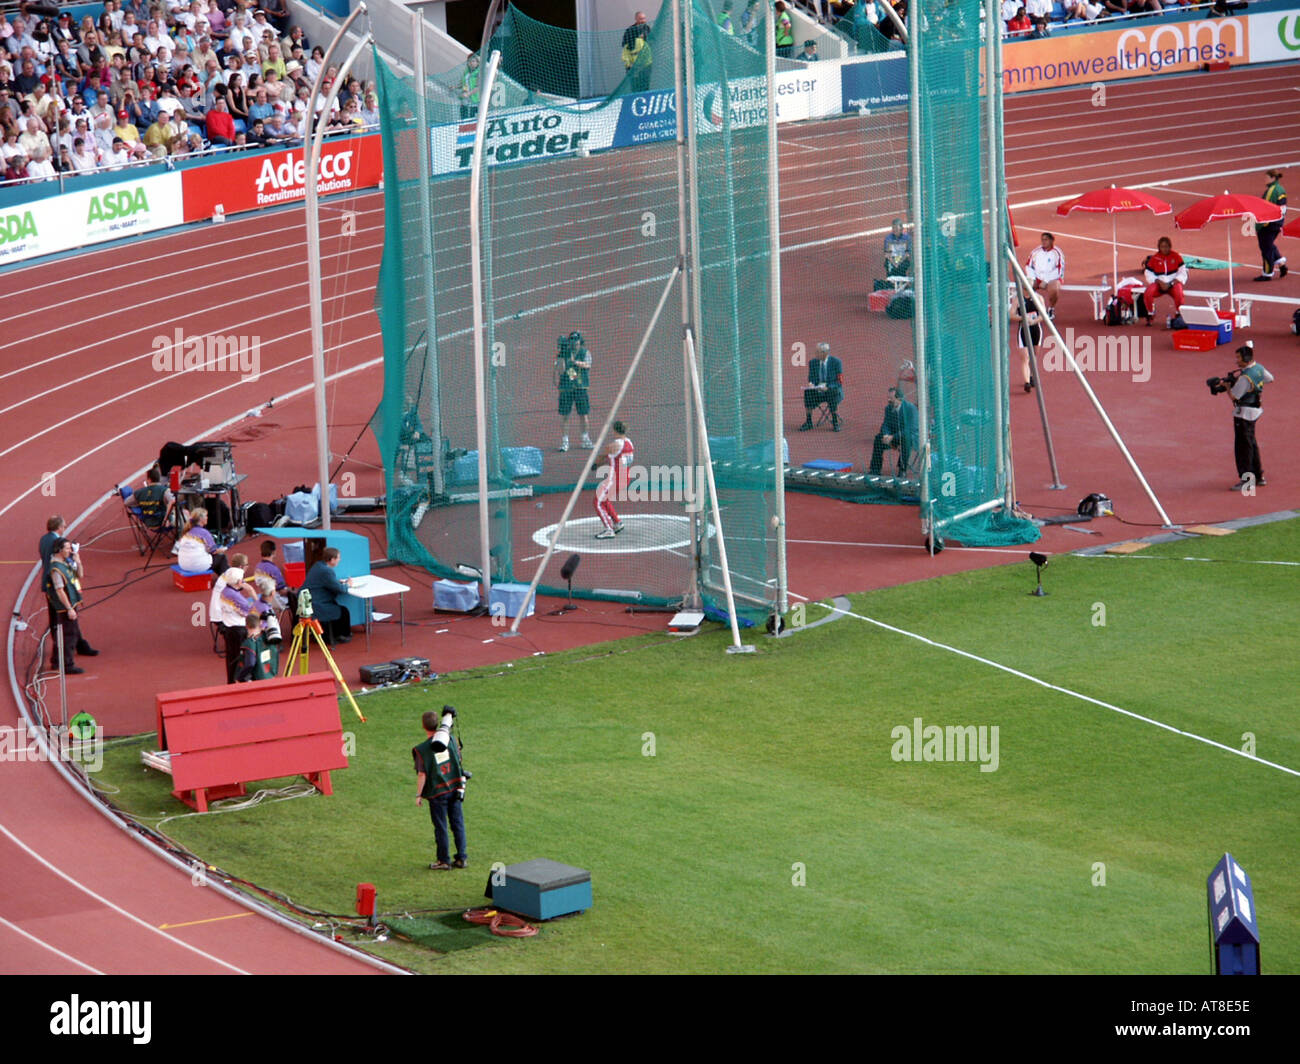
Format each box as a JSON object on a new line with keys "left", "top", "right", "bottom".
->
{"left": 305, "top": 3, "right": 371, "bottom": 531}
{"left": 469, "top": 50, "right": 504, "bottom": 606}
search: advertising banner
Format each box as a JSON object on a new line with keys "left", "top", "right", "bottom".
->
{"left": 430, "top": 100, "right": 619, "bottom": 175}
{"left": 1247, "top": 9, "right": 1300, "bottom": 62}
{"left": 839, "top": 53, "right": 908, "bottom": 113}
{"left": 0, "top": 171, "right": 183, "bottom": 266}
{"left": 180, "top": 134, "right": 384, "bottom": 222}
{"left": 1001, "top": 16, "right": 1249, "bottom": 93}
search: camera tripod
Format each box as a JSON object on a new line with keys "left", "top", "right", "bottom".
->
{"left": 283, "top": 615, "right": 367, "bottom": 723}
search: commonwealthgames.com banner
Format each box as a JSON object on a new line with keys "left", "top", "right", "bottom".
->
{"left": 0, "top": 172, "right": 183, "bottom": 265}
{"left": 1000, "top": 15, "right": 1249, "bottom": 93}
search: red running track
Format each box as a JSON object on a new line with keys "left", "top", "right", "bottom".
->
{"left": 1, "top": 65, "right": 1297, "bottom": 975}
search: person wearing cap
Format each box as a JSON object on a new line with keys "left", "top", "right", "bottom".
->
{"left": 799, "top": 39, "right": 820, "bottom": 61}
{"left": 104, "top": 134, "right": 130, "bottom": 168}
{"left": 53, "top": 12, "right": 76, "bottom": 47}
{"left": 1225, "top": 344, "right": 1274, "bottom": 492}
{"left": 111, "top": 106, "right": 137, "bottom": 141}
{"left": 45, "top": 537, "right": 100, "bottom": 675}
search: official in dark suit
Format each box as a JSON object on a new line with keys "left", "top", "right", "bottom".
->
{"left": 302, "top": 547, "right": 353, "bottom": 644}
{"left": 799, "top": 343, "right": 844, "bottom": 431}
{"left": 869, "top": 388, "right": 919, "bottom": 475}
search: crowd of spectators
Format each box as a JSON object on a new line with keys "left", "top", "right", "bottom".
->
{"left": 0, "top": 0, "right": 381, "bottom": 187}
{"left": 996, "top": 0, "right": 1237, "bottom": 36}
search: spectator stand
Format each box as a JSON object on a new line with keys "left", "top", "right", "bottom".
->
{"left": 0, "top": 0, "right": 378, "bottom": 197}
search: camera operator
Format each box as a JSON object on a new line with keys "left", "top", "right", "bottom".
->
{"left": 413, "top": 707, "right": 469, "bottom": 871}
{"left": 1221, "top": 343, "right": 1274, "bottom": 491}
{"left": 555, "top": 331, "right": 594, "bottom": 453}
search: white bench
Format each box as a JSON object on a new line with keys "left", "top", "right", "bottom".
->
{"left": 1231, "top": 291, "right": 1300, "bottom": 330}
{"left": 1061, "top": 283, "right": 1109, "bottom": 321}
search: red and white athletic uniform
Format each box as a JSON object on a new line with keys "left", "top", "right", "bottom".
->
{"left": 1143, "top": 250, "right": 1188, "bottom": 314}
{"left": 596, "top": 433, "right": 634, "bottom": 531}
{"left": 1026, "top": 245, "right": 1065, "bottom": 286}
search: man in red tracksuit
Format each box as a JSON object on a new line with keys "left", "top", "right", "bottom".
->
{"left": 1142, "top": 237, "right": 1187, "bottom": 325}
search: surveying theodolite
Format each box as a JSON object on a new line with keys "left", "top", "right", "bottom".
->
{"left": 283, "top": 588, "right": 366, "bottom": 723}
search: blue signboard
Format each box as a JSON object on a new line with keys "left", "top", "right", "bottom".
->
{"left": 613, "top": 89, "right": 679, "bottom": 148}
{"left": 840, "top": 54, "right": 908, "bottom": 113}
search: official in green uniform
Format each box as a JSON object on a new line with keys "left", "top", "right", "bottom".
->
{"left": 236, "top": 613, "right": 279, "bottom": 681}
{"left": 1254, "top": 168, "right": 1288, "bottom": 281}
{"left": 45, "top": 538, "right": 98, "bottom": 674}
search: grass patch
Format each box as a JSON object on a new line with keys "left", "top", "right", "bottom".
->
{"left": 92, "top": 517, "right": 1300, "bottom": 973}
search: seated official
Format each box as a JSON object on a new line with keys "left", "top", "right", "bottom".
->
{"left": 131, "top": 465, "right": 174, "bottom": 529}
{"left": 176, "top": 507, "right": 229, "bottom": 575}
{"left": 884, "top": 219, "right": 912, "bottom": 278}
{"left": 302, "top": 547, "right": 354, "bottom": 645}
{"left": 799, "top": 343, "right": 844, "bottom": 432}
{"left": 868, "top": 388, "right": 919, "bottom": 475}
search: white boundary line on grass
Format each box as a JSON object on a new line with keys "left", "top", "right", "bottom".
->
{"left": 817, "top": 601, "right": 1300, "bottom": 779}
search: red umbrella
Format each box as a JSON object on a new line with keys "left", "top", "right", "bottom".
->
{"left": 1175, "top": 192, "right": 1284, "bottom": 301}
{"left": 1056, "top": 186, "right": 1172, "bottom": 292}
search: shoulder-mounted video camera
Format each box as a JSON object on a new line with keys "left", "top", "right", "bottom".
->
{"left": 1206, "top": 369, "right": 1241, "bottom": 396}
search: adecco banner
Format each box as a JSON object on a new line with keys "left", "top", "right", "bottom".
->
{"left": 1249, "top": 9, "right": 1300, "bottom": 62}
{"left": 180, "top": 134, "right": 383, "bottom": 222}
{"left": 0, "top": 171, "right": 182, "bottom": 265}
{"left": 1001, "top": 16, "right": 1249, "bottom": 93}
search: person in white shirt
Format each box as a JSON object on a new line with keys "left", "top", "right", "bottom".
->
{"left": 104, "top": 136, "right": 131, "bottom": 169}
{"left": 25, "top": 144, "right": 54, "bottom": 179}
{"left": 1025, "top": 231, "right": 1065, "bottom": 317}
{"left": 143, "top": 20, "right": 175, "bottom": 57}
{"left": 18, "top": 117, "right": 50, "bottom": 161}
{"left": 69, "top": 136, "right": 98, "bottom": 171}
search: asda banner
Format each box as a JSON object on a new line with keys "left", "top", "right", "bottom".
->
{"left": 0, "top": 171, "right": 182, "bottom": 266}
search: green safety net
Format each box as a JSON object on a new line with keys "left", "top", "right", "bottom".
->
{"left": 371, "top": 2, "right": 782, "bottom": 622}
{"left": 911, "top": 0, "right": 1039, "bottom": 547}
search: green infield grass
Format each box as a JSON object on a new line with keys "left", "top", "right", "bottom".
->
{"left": 91, "top": 516, "right": 1300, "bottom": 974}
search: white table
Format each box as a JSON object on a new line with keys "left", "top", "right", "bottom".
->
{"left": 346, "top": 573, "right": 412, "bottom": 650}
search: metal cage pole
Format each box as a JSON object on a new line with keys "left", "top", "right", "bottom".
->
{"left": 766, "top": 1, "right": 788, "bottom": 619}
{"left": 468, "top": 50, "right": 503, "bottom": 605}
{"left": 671, "top": 0, "right": 701, "bottom": 608}
{"left": 1007, "top": 249, "right": 1176, "bottom": 527}
{"left": 410, "top": 9, "right": 444, "bottom": 497}
{"left": 985, "top": 7, "right": 1009, "bottom": 505}
{"left": 305, "top": 4, "right": 370, "bottom": 532}
{"left": 904, "top": 1, "right": 932, "bottom": 551}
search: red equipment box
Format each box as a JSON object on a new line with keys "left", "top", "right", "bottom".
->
{"left": 155, "top": 674, "right": 348, "bottom": 812}
{"left": 1172, "top": 330, "right": 1218, "bottom": 351}
{"left": 868, "top": 291, "right": 891, "bottom": 312}
{"left": 171, "top": 565, "right": 213, "bottom": 591}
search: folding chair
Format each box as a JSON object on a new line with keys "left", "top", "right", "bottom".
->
{"left": 117, "top": 485, "right": 174, "bottom": 567}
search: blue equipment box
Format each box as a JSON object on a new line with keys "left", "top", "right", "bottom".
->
{"left": 802, "top": 459, "right": 853, "bottom": 472}
{"left": 489, "top": 582, "right": 535, "bottom": 619}
{"left": 450, "top": 447, "right": 544, "bottom": 486}
{"left": 486, "top": 858, "right": 592, "bottom": 920}
{"left": 434, "top": 579, "right": 480, "bottom": 612}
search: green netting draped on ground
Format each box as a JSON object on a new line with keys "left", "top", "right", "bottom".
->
{"left": 912, "top": 1, "right": 1038, "bottom": 547}
{"left": 372, "top": 2, "right": 781, "bottom": 622}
